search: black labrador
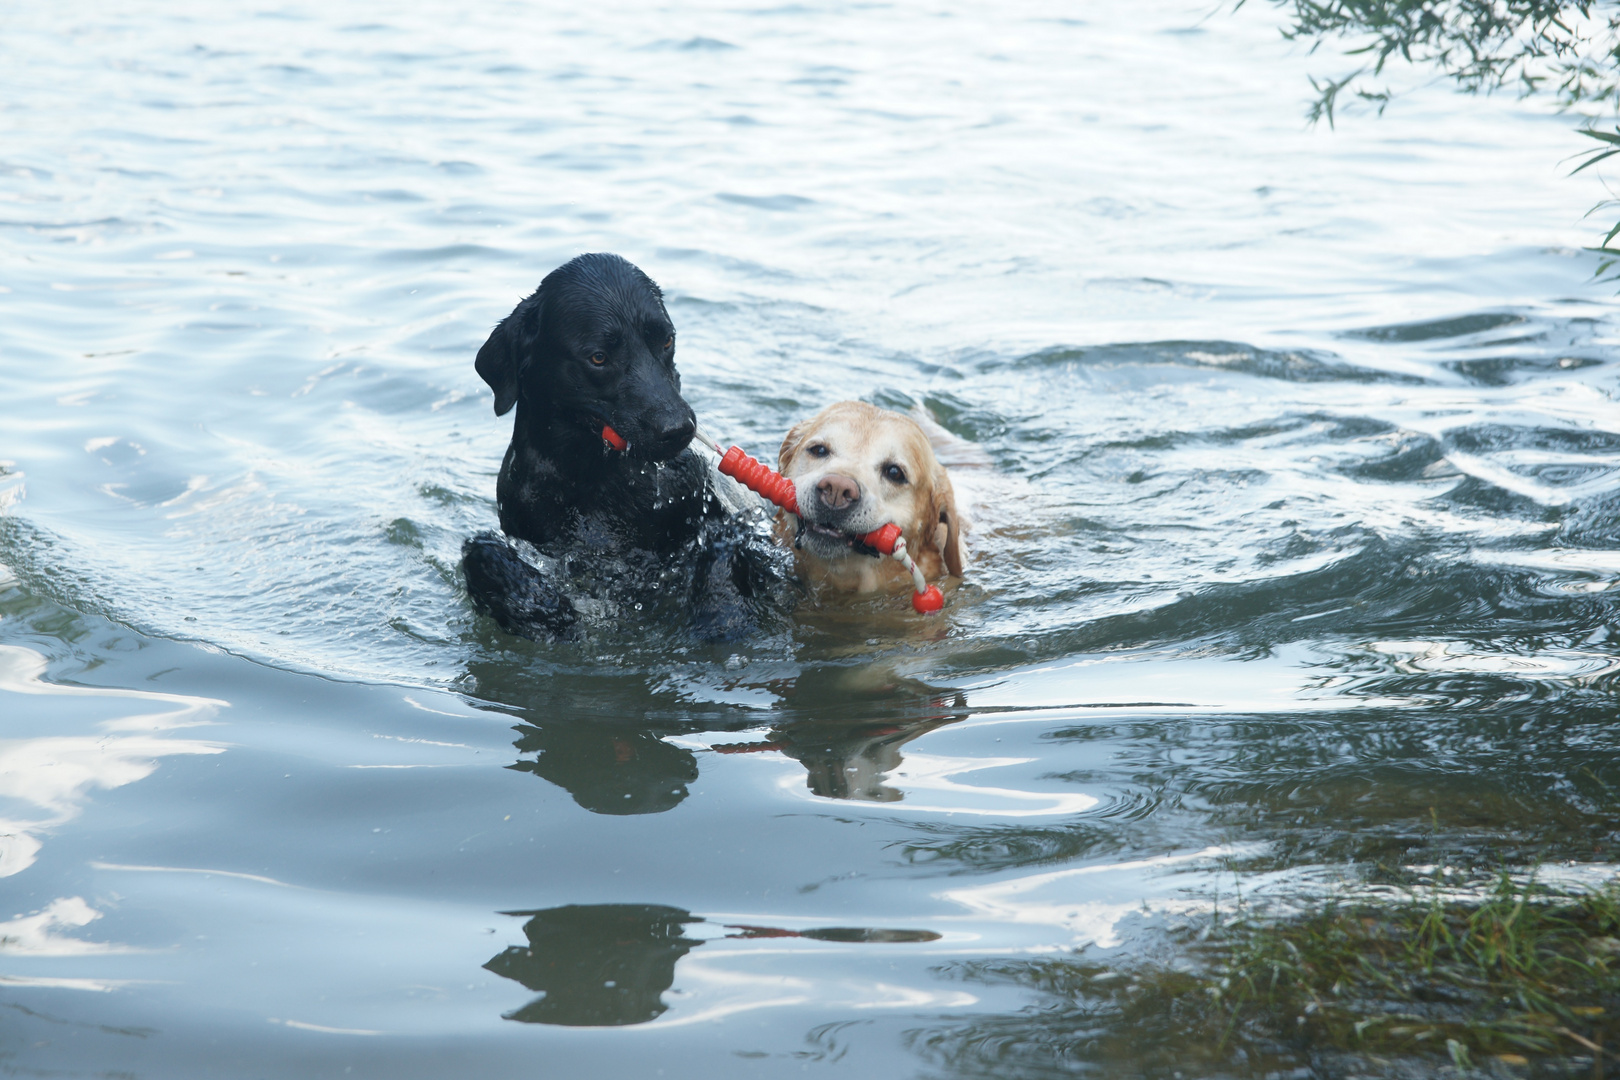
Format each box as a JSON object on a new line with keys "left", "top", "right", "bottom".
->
{"left": 461, "top": 253, "right": 784, "bottom": 642}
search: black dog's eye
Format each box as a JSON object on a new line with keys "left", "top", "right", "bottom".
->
{"left": 663, "top": 336, "right": 673, "bottom": 351}
{"left": 588, "top": 351, "right": 607, "bottom": 366}
{"left": 883, "top": 463, "right": 908, "bottom": 484}
{"left": 807, "top": 444, "right": 830, "bottom": 458}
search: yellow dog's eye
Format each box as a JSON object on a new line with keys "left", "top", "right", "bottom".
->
{"left": 807, "top": 444, "right": 829, "bottom": 458}
{"left": 883, "top": 463, "right": 907, "bottom": 484}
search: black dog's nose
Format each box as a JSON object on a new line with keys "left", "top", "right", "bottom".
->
{"left": 657, "top": 414, "right": 696, "bottom": 448}
{"left": 816, "top": 474, "right": 861, "bottom": 511}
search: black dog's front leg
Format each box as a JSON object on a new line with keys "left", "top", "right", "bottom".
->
{"left": 462, "top": 532, "right": 580, "bottom": 641}
{"left": 687, "top": 541, "right": 754, "bottom": 643}
{"left": 686, "top": 520, "right": 788, "bottom": 643}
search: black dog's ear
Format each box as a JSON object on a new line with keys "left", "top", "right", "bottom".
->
{"left": 476, "top": 305, "right": 535, "bottom": 416}
{"left": 476, "top": 293, "right": 547, "bottom": 420}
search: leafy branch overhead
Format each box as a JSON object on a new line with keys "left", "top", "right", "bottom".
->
{"left": 1261, "top": 0, "right": 1620, "bottom": 262}
{"left": 1573, "top": 124, "right": 1620, "bottom": 270}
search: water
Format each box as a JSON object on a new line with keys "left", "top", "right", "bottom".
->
{"left": 1, "top": 0, "right": 1618, "bottom": 1074}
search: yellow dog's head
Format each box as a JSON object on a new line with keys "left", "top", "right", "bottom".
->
{"left": 775, "top": 401, "right": 963, "bottom": 593}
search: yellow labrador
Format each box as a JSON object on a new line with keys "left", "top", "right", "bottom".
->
{"left": 774, "top": 401, "right": 965, "bottom": 594}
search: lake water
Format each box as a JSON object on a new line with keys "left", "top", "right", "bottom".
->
{"left": 2, "top": 0, "right": 1618, "bottom": 1075}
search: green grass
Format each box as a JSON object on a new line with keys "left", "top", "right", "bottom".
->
{"left": 925, "top": 873, "right": 1620, "bottom": 1077}
{"left": 1097, "top": 873, "right": 1620, "bottom": 1073}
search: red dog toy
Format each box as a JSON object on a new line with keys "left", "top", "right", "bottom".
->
{"left": 600, "top": 423, "right": 944, "bottom": 614}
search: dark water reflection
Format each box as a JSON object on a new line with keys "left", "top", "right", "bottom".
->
{"left": 509, "top": 722, "right": 700, "bottom": 815}
{"left": 484, "top": 905, "right": 703, "bottom": 1026}
{"left": 485, "top": 904, "right": 941, "bottom": 1028}
{"left": 889, "top": 681, "right": 1620, "bottom": 1075}
{"left": 478, "top": 653, "right": 973, "bottom": 812}
{"left": 895, "top": 679, "right": 1620, "bottom": 883}
{"left": 713, "top": 714, "right": 962, "bottom": 803}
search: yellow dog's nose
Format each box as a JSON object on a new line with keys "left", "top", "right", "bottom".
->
{"left": 816, "top": 474, "right": 861, "bottom": 510}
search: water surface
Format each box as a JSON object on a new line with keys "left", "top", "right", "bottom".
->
{"left": 2, "top": 0, "right": 1618, "bottom": 1075}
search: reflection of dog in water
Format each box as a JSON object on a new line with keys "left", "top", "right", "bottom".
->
{"left": 485, "top": 905, "right": 701, "bottom": 1026}
{"left": 503, "top": 669, "right": 970, "bottom": 812}
{"left": 484, "top": 904, "right": 940, "bottom": 1027}
{"left": 512, "top": 712, "right": 963, "bottom": 808}
{"left": 715, "top": 669, "right": 969, "bottom": 802}
{"left": 715, "top": 715, "right": 958, "bottom": 802}
{"left": 507, "top": 713, "right": 964, "bottom": 810}
{"left": 506, "top": 721, "right": 698, "bottom": 816}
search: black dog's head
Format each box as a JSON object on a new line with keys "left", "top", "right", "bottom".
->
{"left": 475, "top": 254, "right": 696, "bottom": 461}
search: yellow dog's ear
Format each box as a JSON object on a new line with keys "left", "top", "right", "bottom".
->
{"left": 930, "top": 473, "right": 964, "bottom": 577}
{"left": 778, "top": 420, "right": 810, "bottom": 471}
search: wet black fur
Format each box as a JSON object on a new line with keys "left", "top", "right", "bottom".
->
{"left": 461, "top": 254, "right": 782, "bottom": 642}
